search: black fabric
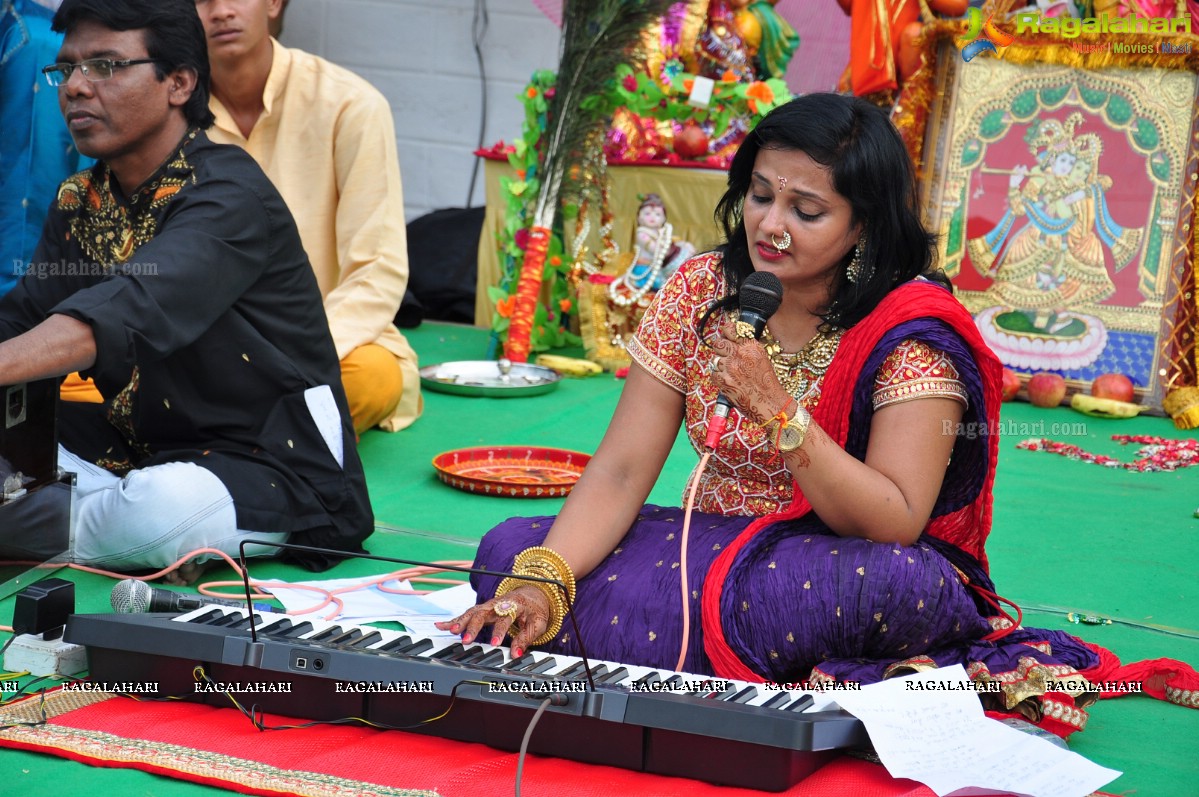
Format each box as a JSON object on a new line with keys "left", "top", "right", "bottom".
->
{"left": 0, "top": 131, "right": 372, "bottom": 570}
{"left": 397, "top": 206, "right": 483, "bottom": 328}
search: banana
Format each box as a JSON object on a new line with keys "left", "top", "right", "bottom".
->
{"left": 1069, "top": 393, "right": 1143, "bottom": 419}
{"left": 535, "top": 354, "right": 604, "bottom": 377}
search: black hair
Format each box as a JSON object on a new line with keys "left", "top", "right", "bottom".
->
{"left": 701, "top": 92, "right": 937, "bottom": 336}
{"left": 53, "top": 0, "right": 216, "bottom": 129}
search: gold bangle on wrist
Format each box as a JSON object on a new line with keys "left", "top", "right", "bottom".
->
{"left": 494, "top": 546, "right": 577, "bottom": 646}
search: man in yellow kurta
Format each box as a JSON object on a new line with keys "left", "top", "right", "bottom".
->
{"left": 195, "top": 0, "right": 420, "bottom": 433}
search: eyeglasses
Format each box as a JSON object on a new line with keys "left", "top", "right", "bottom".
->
{"left": 41, "top": 58, "right": 161, "bottom": 87}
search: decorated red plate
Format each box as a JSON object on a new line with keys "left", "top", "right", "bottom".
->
{"left": 432, "top": 446, "right": 590, "bottom": 498}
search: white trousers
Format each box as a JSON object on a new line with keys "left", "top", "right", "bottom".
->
{"left": 61, "top": 446, "right": 288, "bottom": 570}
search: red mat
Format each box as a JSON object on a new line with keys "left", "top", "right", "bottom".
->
{"left": 0, "top": 689, "right": 943, "bottom": 797}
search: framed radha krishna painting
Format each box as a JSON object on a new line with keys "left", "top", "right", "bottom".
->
{"left": 912, "top": 39, "right": 1199, "bottom": 408}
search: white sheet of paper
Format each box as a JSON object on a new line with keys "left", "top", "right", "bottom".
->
{"left": 304, "top": 384, "right": 344, "bottom": 467}
{"left": 833, "top": 666, "right": 1120, "bottom": 797}
{"left": 391, "top": 582, "right": 480, "bottom": 645}
{"left": 263, "top": 574, "right": 451, "bottom": 624}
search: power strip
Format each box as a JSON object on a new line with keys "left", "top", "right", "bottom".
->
{"left": 3, "top": 634, "right": 87, "bottom": 677}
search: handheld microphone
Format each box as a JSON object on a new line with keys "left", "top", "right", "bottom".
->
{"left": 110, "top": 579, "right": 274, "bottom": 614}
{"left": 704, "top": 271, "right": 784, "bottom": 449}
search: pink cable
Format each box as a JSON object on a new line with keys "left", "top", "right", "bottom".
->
{"left": 25, "top": 549, "right": 477, "bottom": 623}
{"left": 675, "top": 450, "right": 712, "bottom": 672}
{"left": 274, "top": 562, "right": 474, "bottom": 620}
{"left": 64, "top": 547, "right": 246, "bottom": 584}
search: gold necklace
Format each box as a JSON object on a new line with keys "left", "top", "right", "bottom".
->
{"left": 760, "top": 327, "right": 844, "bottom": 398}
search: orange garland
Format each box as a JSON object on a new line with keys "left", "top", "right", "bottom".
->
{"left": 504, "top": 226, "right": 552, "bottom": 363}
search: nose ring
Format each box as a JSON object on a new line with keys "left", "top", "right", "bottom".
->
{"left": 771, "top": 232, "right": 791, "bottom": 251}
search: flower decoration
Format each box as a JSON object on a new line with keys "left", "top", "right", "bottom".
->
{"left": 592, "top": 64, "right": 791, "bottom": 165}
{"left": 488, "top": 70, "right": 580, "bottom": 356}
{"left": 744, "top": 81, "right": 775, "bottom": 115}
{"left": 488, "top": 53, "right": 792, "bottom": 356}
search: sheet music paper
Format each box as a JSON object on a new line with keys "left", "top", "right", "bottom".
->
{"left": 304, "top": 384, "right": 344, "bottom": 467}
{"left": 833, "top": 665, "right": 1120, "bottom": 797}
{"left": 394, "top": 582, "right": 477, "bottom": 645}
{"left": 264, "top": 574, "right": 450, "bottom": 624}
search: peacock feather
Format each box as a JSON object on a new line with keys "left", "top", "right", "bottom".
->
{"left": 533, "top": 0, "right": 676, "bottom": 228}
{"left": 507, "top": 0, "right": 675, "bottom": 362}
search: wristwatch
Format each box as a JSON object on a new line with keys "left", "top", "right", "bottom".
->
{"left": 772, "top": 406, "right": 811, "bottom": 452}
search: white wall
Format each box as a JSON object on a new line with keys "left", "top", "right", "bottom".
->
{"left": 278, "top": 0, "right": 852, "bottom": 223}
{"left": 280, "top": 0, "right": 561, "bottom": 222}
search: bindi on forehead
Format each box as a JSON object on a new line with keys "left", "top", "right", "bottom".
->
{"left": 751, "top": 171, "right": 829, "bottom": 204}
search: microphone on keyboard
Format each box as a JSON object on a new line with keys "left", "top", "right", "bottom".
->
{"left": 110, "top": 579, "right": 274, "bottom": 614}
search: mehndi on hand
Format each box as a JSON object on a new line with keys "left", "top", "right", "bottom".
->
{"left": 435, "top": 585, "right": 551, "bottom": 658}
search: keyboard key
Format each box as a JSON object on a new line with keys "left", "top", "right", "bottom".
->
{"left": 452, "top": 645, "right": 485, "bottom": 663}
{"left": 183, "top": 609, "right": 227, "bottom": 625}
{"left": 502, "top": 651, "right": 536, "bottom": 670}
{"left": 396, "top": 638, "right": 435, "bottom": 655}
{"left": 475, "top": 649, "right": 507, "bottom": 668}
{"left": 596, "top": 667, "right": 629, "bottom": 685}
{"left": 324, "top": 628, "right": 365, "bottom": 646}
{"left": 375, "top": 635, "right": 413, "bottom": 653}
{"left": 783, "top": 693, "right": 816, "bottom": 712}
{"left": 346, "top": 630, "right": 383, "bottom": 649}
{"left": 757, "top": 692, "right": 792, "bottom": 709}
{"left": 256, "top": 617, "right": 294, "bottom": 635}
{"left": 209, "top": 611, "right": 249, "bottom": 628}
{"left": 273, "top": 621, "right": 315, "bottom": 639}
{"left": 724, "top": 685, "right": 759, "bottom": 703}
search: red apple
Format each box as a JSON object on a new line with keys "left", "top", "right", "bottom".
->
{"left": 1001, "top": 368, "right": 1020, "bottom": 402}
{"left": 1091, "top": 373, "right": 1134, "bottom": 403}
{"left": 673, "top": 123, "right": 709, "bottom": 160}
{"left": 1027, "top": 372, "right": 1067, "bottom": 408}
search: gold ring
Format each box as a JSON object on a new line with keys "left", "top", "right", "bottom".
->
{"left": 493, "top": 599, "right": 519, "bottom": 619}
{"left": 735, "top": 321, "right": 756, "bottom": 339}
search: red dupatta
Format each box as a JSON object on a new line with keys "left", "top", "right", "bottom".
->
{"left": 700, "top": 281, "right": 1003, "bottom": 681}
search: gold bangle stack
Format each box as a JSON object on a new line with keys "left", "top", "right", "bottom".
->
{"left": 494, "top": 546, "right": 577, "bottom": 646}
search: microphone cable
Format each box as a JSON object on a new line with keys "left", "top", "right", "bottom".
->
{"left": 514, "top": 696, "right": 554, "bottom": 797}
{"left": 57, "top": 546, "right": 474, "bottom": 622}
{"left": 674, "top": 449, "right": 712, "bottom": 672}
{"left": 677, "top": 272, "right": 783, "bottom": 672}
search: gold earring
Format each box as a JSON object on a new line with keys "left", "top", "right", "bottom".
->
{"left": 846, "top": 239, "right": 864, "bottom": 283}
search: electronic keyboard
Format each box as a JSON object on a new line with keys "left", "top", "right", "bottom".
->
{"left": 65, "top": 606, "right": 869, "bottom": 791}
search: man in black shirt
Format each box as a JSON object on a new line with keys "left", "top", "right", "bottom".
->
{"left": 0, "top": 0, "right": 372, "bottom": 575}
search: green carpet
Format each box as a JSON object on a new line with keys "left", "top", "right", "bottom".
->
{"left": 3, "top": 320, "right": 1197, "bottom": 796}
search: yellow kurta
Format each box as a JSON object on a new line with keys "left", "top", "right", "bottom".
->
{"left": 208, "top": 41, "right": 420, "bottom": 431}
